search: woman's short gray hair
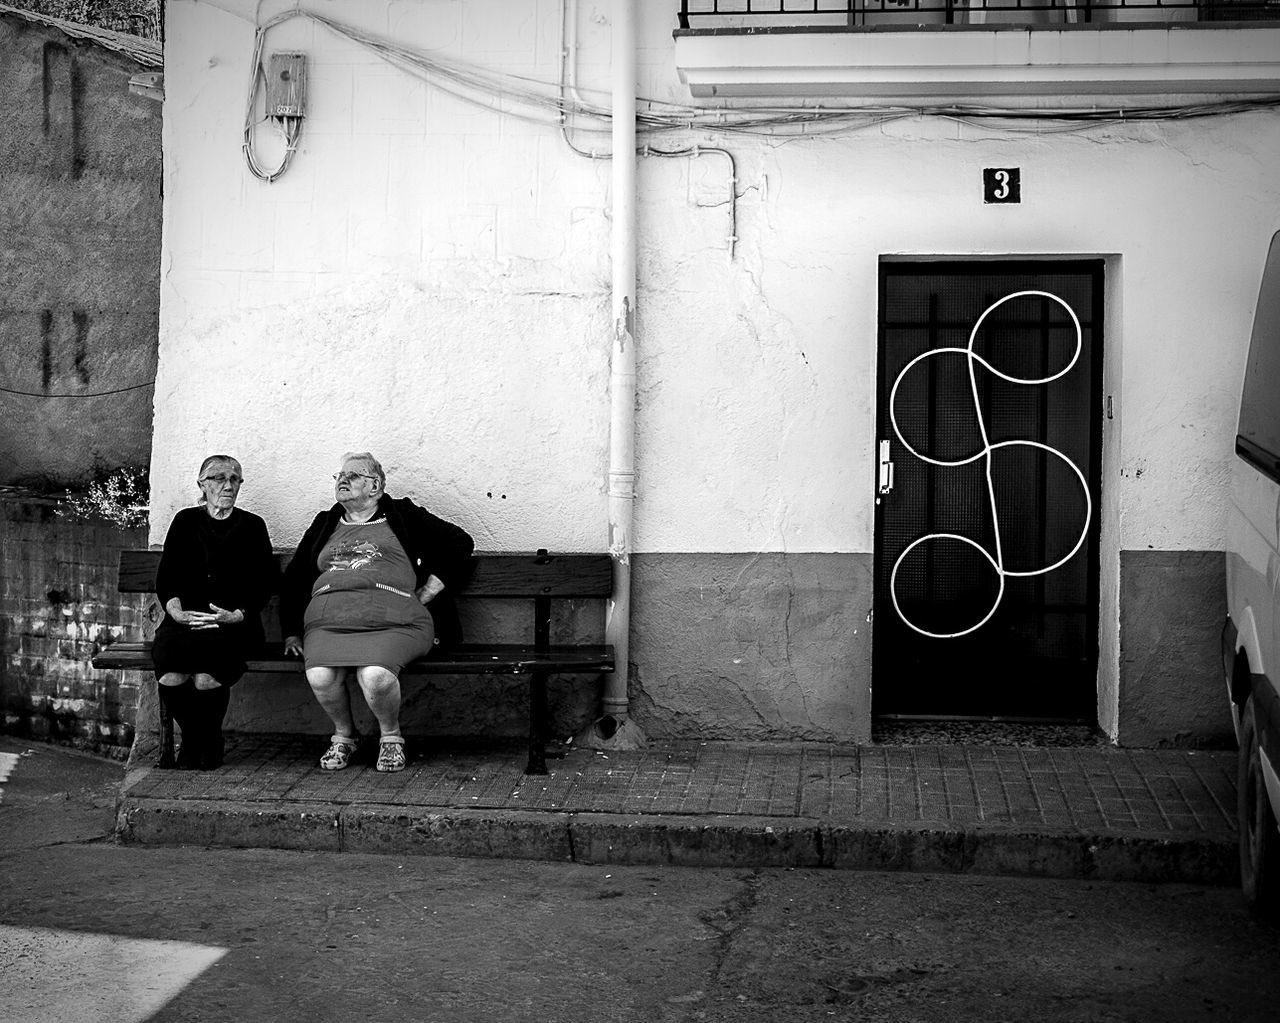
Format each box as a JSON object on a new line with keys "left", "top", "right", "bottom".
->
{"left": 341, "top": 451, "right": 385, "bottom": 488}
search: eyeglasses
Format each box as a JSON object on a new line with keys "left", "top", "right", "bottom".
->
{"left": 332, "top": 471, "right": 378, "bottom": 484}
{"left": 200, "top": 474, "right": 242, "bottom": 486}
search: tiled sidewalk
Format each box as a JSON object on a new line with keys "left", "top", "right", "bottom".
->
{"left": 116, "top": 735, "right": 1240, "bottom": 883}
{"left": 124, "top": 735, "right": 1236, "bottom": 830}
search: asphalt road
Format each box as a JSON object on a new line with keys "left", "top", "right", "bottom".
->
{"left": 2, "top": 740, "right": 1278, "bottom": 1023}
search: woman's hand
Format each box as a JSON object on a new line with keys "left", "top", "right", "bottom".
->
{"left": 283, "top": 635, "right": 304, "bottom": 658}
{"left": 166, "top": 599, "right": 219, "bottom": 630}
{"left": 416, "top": 574, "right": 445, "bottom": 605}
{"left": 207, "top": 604, "right": 244, "bottom": 625}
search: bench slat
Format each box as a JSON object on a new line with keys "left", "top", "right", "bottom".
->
{"left": 92, "top": 642, "right": 615, "bottom": 676}
{"left": 466, "top": 555, "right": 613, "bottom": 598}
{"left": 116, "top": 549, "right": 613, "bottom": 598}
{"left": 117, "top": 548, "right": 167, "bottom": 592}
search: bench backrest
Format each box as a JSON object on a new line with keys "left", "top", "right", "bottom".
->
{"left": 115, "top": 549, "right": 613, "bottom": 599}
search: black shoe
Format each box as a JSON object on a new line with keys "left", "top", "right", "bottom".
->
{"left": 199, "top": 731, "right": 225, "bottom": 771}
{"left": 175, "top": 740, "right": 201, "bottom": 770}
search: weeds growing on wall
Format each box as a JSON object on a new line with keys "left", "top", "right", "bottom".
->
{"left": 59, "top": 466, "right": 149, "bottom": 528}
{"left": 4, "top": 0, "right": 161, "bottom": 40}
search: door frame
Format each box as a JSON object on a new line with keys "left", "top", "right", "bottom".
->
{"left": 871, "top": 256, "right": 1107, "bottom": 722}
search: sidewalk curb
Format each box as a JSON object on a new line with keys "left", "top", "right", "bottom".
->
{"left": 825, "top": 823, "right": 1239, "bottom": 884}
{"left": 343, "top": 804, "right": 575, "bottom": 861}
{"left": 116, "top": 798, "right": 342, "bottom": 852}
{"left": 114, "top": 795, "right": 1239, "bottom": 884}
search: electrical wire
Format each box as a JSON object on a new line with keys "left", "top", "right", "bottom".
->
{"left": 0, "top": 380, "right": 155, "bottom": 398}
{"left": 241, "top": 5, "right": 1280, "bottom": 252}
{"left": 252, "top": 6, "right": 1280, "bottom": 144}
{"left": 243, "top": 14, "right": 303, "bottom": 182}
{"left": 645, "top": 145, "right": 739, "bottom": 260}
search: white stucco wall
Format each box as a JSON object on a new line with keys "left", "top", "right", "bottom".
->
{"left": 155, "top": 0, "right": 1280, "bottom": 561}
{"left": 154, "top": 1, "right": 608, "bottom": 551}
{"left": 152, "top": 0, "right": 1279, "bottom": 743}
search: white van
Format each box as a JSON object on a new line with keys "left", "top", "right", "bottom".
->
{"left": 1224, "top": 228, "right": 1280, "bottom": 920}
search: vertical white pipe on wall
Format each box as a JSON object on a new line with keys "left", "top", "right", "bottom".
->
{"left": 604, "top": 0, "right": 636, "bottom": 722}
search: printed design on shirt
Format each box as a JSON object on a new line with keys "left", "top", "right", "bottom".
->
{"left": 326, "top": 538, "right": 383, "bottom": 572}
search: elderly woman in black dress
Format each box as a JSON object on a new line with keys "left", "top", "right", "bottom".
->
{"left": 153, "top": 455, "right": 277, "bottom": 769}
{"left": 282, "top": 452, "right": 474, "bottom": 773}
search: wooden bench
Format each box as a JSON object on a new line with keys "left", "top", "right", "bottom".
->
{"left": 91, "top": 548, "right": 615, "bottom": 774}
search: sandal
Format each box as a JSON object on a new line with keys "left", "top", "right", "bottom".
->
{"left": 375, "top": 737, "right": 407, "bottom": 773}
{"left": 319, "top": 735, "right": 358, "bottom": 771}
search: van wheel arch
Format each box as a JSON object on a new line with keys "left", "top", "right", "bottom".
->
{"left": 1238, "top": 696, "right": 1280, "bottom": 920}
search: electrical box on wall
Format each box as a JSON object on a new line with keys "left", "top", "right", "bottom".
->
{"left": 265, "top": 53, "right": 307, "bottom": 118}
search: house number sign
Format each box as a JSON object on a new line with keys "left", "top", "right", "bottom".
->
{"left": 983, "top": 168, "right": 1021, "bottom": 204}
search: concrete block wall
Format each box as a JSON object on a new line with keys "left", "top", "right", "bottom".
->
{"left": 0, "top": 493, "right": 150, "bottom": 750}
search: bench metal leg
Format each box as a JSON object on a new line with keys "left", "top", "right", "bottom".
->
{"left": 527, "top": 591, "right": 552, "bottom": 775}
{"left": 526, "top": 670, "right": 548, "bottom": 775}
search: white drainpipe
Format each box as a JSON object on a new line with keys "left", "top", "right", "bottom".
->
{"left": 604, "top": 0, "right": 636, "bottom": 725}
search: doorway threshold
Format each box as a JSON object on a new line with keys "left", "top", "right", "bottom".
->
{"left": 872, "top": 717, "right": 1106, "bottom": 748}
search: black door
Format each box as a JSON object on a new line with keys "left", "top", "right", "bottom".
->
{"left": 873, "top": 261, "right": 1103, "bottom": 721}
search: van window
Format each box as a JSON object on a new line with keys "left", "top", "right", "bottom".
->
{"left": 1238, "top": 231, "right": 1280, "bottom": 483}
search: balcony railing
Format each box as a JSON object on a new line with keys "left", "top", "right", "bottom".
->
{"left": 677, "top": 0, "right": 1280, "bottom": 28}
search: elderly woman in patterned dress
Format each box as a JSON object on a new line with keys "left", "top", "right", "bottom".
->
{"left": 281, "top": 452, "right": 473, "bottom": 773}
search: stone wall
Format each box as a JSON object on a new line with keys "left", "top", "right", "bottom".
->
{"left": 0, "top": 492, "right": 150, "bottom": 751}
{"left": 0, "top": 11, "right": 160, "bottom": 487}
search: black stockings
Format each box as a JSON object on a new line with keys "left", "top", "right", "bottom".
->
{"left": 159, "top": 681, "right": 230, "bottom": 770}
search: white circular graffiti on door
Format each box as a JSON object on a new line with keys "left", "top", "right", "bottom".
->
{"left": 887, "top": 290, "right": 1092, "bottom": 639}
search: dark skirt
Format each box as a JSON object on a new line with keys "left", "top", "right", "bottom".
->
{"left": 151, "top": 619, "right": 259, "bottom": 687}
{"left": 304, "top": 619, "right": 435, "bottom": 675}
{"left": 302, "top": 585, "right": 436, "bottom": 675}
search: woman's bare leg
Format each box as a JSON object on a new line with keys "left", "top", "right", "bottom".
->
{"left": 306, "top": 666, "right": 356, "bottom": 738}
{"left": 355, "top": 665, "right": 402, "bottom": 739}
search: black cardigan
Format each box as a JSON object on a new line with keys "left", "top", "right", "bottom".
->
{"left": 155, "top": 506, "right": 278, "bottom": 643}
{"left": 280, "top": 494, "right": 475, "bottom": 649}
